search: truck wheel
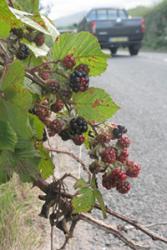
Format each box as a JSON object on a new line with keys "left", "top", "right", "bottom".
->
{"left": 129, "top": 46, "right": 139, "bottom": 56}
{"left": 110, "top": 48, "right": 118, "bottom": 56}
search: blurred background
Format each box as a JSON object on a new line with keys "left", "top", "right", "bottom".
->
{"left": 40, "top": 0, "right": 167, "bottom": 51}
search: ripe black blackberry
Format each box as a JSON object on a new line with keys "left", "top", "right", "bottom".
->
{"left": 70, "top": 117, "right": 88, "bottom": 135}
{"left": 112, "top": 125, "right": 127, "bottom": 139}
{"left": 16, "top": 43, "right": 29, "bottom": 60}
{"left": 70, "top": 70, "right": 89, "bottom": 92}
{"left": 11, "top": 28, "right": 23, "bottom": 38}
{"left": 59, "top": 129, "right": 71, "bottom": 141}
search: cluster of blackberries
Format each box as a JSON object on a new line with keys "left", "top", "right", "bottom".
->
{"left": 10, "top": 28, "right": 45, "bottom": 61}
{"left": 69, "top": 64, "right": 90, "bottom": 93}
{"left": 59, "top": 116, "right": 88, "bottom": 145}
{"left": 88, "top": 124, "right": 141, "bottom": 194}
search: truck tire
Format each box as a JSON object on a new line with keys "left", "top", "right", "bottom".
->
{"left": 110, "top": 48, "right": 118, "bottom": 56}
{"left": 129, "top": 46, "right": 139, "bottom": 56}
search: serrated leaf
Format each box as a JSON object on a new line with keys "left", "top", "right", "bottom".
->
{"left": 72, "top": 187, "right": 95, "bottom": 213}
{"left": 24, "top": 41, "right": 50, "bottom": 57}
{"left": 29, "top": 114, "right": 44, "bottom": 140}
{"left": 94, "top": 189, "right": 107, "bottom": 219}
{"left": 10, "top": 8, "right": 50, "bottom": 35}
{"left": 0, "top": 151, "right": 16, "bottom": 184}
{"left": 14, "top": 0, "right": 39, "bottom": 14}
{"left": 74, "top": 178, "right": 88, "bottom": 189}
{"left": 38, "top": 146, "right": 54, "bottom": 179}
{"left": 0, "top": 60, "right": 25, "bottom": 91}
{"left": 0, "top": 0, "right": 22, "bottom": 28}
{"left": 73, "top": 87, "right": 119, "bottom": 122}
{"left": 0, "top": 121, "right": 17, "bottom": 152}
{"left": 51, "top": 32, "right": 108, "bottom": 76}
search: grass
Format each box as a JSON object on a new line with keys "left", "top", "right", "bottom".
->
{"left": 0, "top": 174, "right": 46, "bottom": 250}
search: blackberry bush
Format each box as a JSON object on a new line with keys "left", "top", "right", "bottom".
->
{"left": 1, "top": 3, "right": 164, "bottom": 250}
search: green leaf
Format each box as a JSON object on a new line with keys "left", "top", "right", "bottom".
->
{"left": 24, "top": 77, "right": 42, "bottom": 95}
{"left": 0, "top": 101, "right": 32, "bottom": 139}
{"left": 74, "top": 178, "right": 88, "bottom": 189}
{"left": 0, "top": 151, "right": 16, "bottom": 184}
{"left": 73, "top": 87, "right": 119, "bottom": 122}
{"left": 0, "top": 19, "right": 10, "bottom": 38}
{"left": 72, "top": 187, "right": 95, "bottom": 213}
{"left": 0, "top": 121, "right": 17, "bottom": 152}
{"left": 14, "top": 0, "right": 39, "bottom": 14}
{"left": 14, "top": 138, "right": 41, "bottom": 182}
{"left": 94, "top": 189, "right": 107, "bottom": 219}
{"left": 0, "top": 0, "right": 22, "bottom": 28}
{"left": 0, "top": 60, "right": 25, "bottom": 91}
{"left": 11, "top": 8, "right": 50, "bottom": 35}
{"left": 29, "top": 114, "right": 44, "bottom": 140}
{"left": 51, "top": 32, "right": 108, "bottom": 76}
{"left": 23, "top": 39, "right": 50, "bottom": 57}
{"left": 41, "top": 15, "right": 60, "bottom": 41}
{"left": 38, "top": 146, "right": 54, "bottom": 179}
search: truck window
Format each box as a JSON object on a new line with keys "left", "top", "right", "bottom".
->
{"left": 87, "top": 10, "right": 96, "bottom": 21}
{"left": 96, "top": 10, "right": 108, "bottom": 20}
{"left": 118, "top": 10, "right": 128, "bottom": 19}
{"left": 108, "top": 9, "right": 118, "bottom": 19}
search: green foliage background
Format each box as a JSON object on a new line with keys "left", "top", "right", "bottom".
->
{"left": 129, "top": 0, "right": 167, "bottom": 50}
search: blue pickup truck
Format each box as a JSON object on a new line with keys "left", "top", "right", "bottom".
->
{"left": 78, "top": 8, "right": 145, "bottom": 56}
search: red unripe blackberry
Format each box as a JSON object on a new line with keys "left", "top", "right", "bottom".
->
{"left": 117, "top": 148, "right": 129, "bottom": 163}
{"left": 63, "top": 54, "right": 76, "bottom": 69}
{"left": 70, "top": 70, "right": 89, "bottom": 92}
{"left": 96, "top": 133, "right": 111, "bottom": 144}
{"left": 34, "top": 32, "right": 45, "bottom": 47}
{"left": 47, "top": 119, "right": 63, "bottom": 136}
{"left": 70, "top": 117, "right": 88, "bottom": 135}
{"left": 101, "top": 147, "right": 116, "bottom": 164}
{"left": 16, "top": 43, "right": 29, "bottom": 60}
{"left": 51, "top": 99, "right": 64, "bottom": 113}
{"left": 118, "top": 136, "right": 131, "bottom": 148}
{"left": 75, "top": 64, "right": 90, "bottom": 74}
{"left": 126, "top": 161, "right": 141, "bottom": 178}
{"left": 110, "top": 168, "right": 127, "bottom": 187}
{"left": 46, "top": 80, "right": 60, "bottom": 93}
{"left": 116, "top": 181, "right": 131, "bottom": 194}
{"left": 72, "top": 134, "right": 85, "bottom": 145}
{"left": 39, "top": 71, "right": 50, "bottom": 80}
{"left": 35, "top": 105, "right": 50, "bottom": 122}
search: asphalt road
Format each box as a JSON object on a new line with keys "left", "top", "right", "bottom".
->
{"left": 50, "top": 51, "right": 167, "bottom": 250}
{"left": 88, "top": 50, "right": 167, "bottom": 250}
